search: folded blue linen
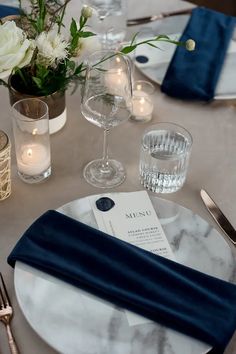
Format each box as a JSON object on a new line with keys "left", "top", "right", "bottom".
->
{"left": 0, "top": 5, "right": 19, "bottom": 18}
{"left": 7, "top": 210, "right": 236, "bottom": 352}
{"left": 161, "top": 7, "right": 236, "bottom": 101}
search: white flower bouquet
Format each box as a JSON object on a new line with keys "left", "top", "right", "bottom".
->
{"left": 0, "top": 0, "right": 195, "bottom": 97}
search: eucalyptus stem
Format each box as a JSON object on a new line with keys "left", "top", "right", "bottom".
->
{"left": 57, "top": 4, "right": 66, "bottom": 33}
{"left": 52, "top": 0, "right": 72, "bottom": 16}
{"left": 136, "top": 37, "right": 186, "bottom": 48}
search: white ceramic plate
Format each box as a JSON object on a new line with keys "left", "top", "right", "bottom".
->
{"left": 14, "top": 194, "right": 236, "bottom": 354}
{"left": 134, "top": 15, "right": 236, "bottom": 100}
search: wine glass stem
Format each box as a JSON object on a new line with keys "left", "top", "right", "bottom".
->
{"left": 99, "top": 17, "right": 108, "bottom": 49}
{"left": 102, "top": 128, "right": 110, "bottom": 169}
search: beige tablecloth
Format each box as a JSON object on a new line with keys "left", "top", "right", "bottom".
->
{"left": 1, "top": 0, "right": 236, "bottom": 353}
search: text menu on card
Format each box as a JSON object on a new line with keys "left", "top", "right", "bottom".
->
{"left": 91, "top": 190, "right": 175, "bottom": 261}
{"left": 90, "top": 191, "right": 175, "bottom": 326}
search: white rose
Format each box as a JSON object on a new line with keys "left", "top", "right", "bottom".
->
{"left": 36, "top": 28, "right": 68, "bottom": 67}
{"left": 0, "top": 21, "right": 34, "bottom": 79}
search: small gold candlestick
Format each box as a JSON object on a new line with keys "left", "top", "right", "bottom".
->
{"left": 0, "top": 131, "right": 11, "bottom": 201}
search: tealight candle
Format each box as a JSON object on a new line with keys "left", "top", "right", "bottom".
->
{"left": 104, "top": 56, "right": 129, "bottom": 97}
{"left": 12, "top": 98, "right": 51, "bottom": 183}
{"left": 17, "top": 144, "right": 50, "bottom": 176}
{"left": 131, "top": 80, "right": 155, "bottom": 123}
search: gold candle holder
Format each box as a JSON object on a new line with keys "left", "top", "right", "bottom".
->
{"left": 0, "top": 131, "right": 11, "bottom": 201}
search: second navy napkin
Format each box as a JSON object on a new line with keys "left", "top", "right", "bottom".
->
{"left": 161, "top": 7, "right": 236, "bottom": 101}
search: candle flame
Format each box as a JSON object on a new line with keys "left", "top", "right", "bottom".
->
{"left": 32, "top": 128, "right": 37, "bottom": 135}
{"left": 140, "top": 97, "right": 145, "bottom": 104}
{"left": 137, "top": 84, "right": 142, "bottom": 91}
{"left": 27, "top": 148, "right": 33, "bottom": 157}
{"left": 116, "top": 57, "right": 121, "bottom": 63}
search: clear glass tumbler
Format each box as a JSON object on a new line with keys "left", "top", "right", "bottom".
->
{"left": 12, "top": 98, "right": 51, "bottom": 184}
{"left": 139, "top": 122, "right": 193, "bottom": 193}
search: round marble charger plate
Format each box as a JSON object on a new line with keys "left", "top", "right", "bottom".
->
{"left": 134, "top": 15, "right": 236, "bottom": 100}
{"left": 14, "top": 194, "right": 236, "bottom": 354}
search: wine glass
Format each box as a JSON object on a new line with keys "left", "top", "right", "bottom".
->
{"left": 81, "top": 50, "right": 132, "bottom": 188}
{"left": 82, "top": 0, "right": 121, "bottom": 20}
{"left": 81, "top": 0, "right": 126, "bottom": 48}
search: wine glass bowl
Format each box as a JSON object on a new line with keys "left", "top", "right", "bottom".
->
{"left": 82, "top": 0, "right": 126, "bottom": 48}
{"left": 81, "top": 50, "right": 132, "bottom": 188}
{"left": 84, "top": 0, "right": 121, "bottom": 19}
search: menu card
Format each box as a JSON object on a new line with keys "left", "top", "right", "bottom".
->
{"left": 90, "top": 191, "right": 175, "bottom": 326}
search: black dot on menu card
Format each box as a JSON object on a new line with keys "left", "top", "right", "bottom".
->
{"left": 96, "top": 197, "right": 115, "bottom": 212}
{"left": 135, "top": 55, "right": 149, "bottom": 64}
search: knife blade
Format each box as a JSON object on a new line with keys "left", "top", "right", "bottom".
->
{"left": 200, "top": 189, "right": 236, "bottom": 245}
{"left": 127, "top": 8, "right": 193, "bottom": 26}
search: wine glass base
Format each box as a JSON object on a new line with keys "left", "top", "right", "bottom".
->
{"left": 83, "top": 159, "right": 126, "bottom": 188}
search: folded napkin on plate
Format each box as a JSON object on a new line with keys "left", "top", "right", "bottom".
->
{"left": 7, "top": 210, "right": 236, "bottom": 352}
{"left": 0, "top": 5, "right": 19, "bottom": 18}
{"left": 161, "top": 7, "right": 236, "bottom": 101}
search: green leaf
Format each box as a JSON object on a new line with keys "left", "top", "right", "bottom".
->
{"left": 120, "top": 45, "right": 137, "bottom": 54}
{"left": 156, "top": 34, "right": 170, "bottom": 40}
{"left": 79, "top": 15, "right": 86, "bottom": 30}
{"left": 35, "top": 64, "right": 49, "bottom": 80}
{"left": 147, "top": 42, "right": 161, "bottom": 49}
{"left": 67, "top": 60, "right": 76, "bottom": 71}
{"left": 78, "top": 31, "right": 95, "bottom": 38}
{"left": 14, "top": 67, "right": 28, "bottom": 87}
{"left": 37, "top": 0, "right": 46, "bottom": 33}
{"left": 70, "top": 33, "right": 80, "bottom": 53}
{"left": 74, "top": 63, "right": 83, "bottom": 75}
{"left": 32, "top": 77, "right": 42, "bottom": 89}
{"left": 55, "top": 16, "right": 62, "bottom": 24}
{"left": 130, "top": 32, "right": 139, "bottom": 46}
{"left": 70, "top": 18, "right": 77, "bottom": 37}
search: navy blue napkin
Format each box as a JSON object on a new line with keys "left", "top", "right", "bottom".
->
{"left": 7, "top": 210, "right": 236, "bottom": 352}
{"left": 161, "top": 7, "right": 236, "bottom": 101}
{"left": 0, "top": 5, "right": 19, "bottom": 18}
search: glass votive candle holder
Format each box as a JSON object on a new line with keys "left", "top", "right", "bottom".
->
{"left": 131, "top": 80, "right": 155, "bottom": 123}
{"left": 139, "top": 122, "right": 193, "bottom": 193}
{"left": 0, "top": 130, "right": 11, "bottom": 200}
{"left": 12, "top": 98, "right": 51, "bottom": 184}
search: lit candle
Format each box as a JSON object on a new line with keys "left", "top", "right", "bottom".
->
{"left": 17, "top": 144, "right": 50, "bottom": 176}
{"left": 132, "top": 89, "right": 154, "bottom": 122}
{"left": 105, "top": 66, "right": 128, "bottom": 97}
{"left": 12, "top": 98, "right": 51, "bottom": 183}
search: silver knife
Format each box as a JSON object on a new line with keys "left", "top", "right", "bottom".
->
{"left": 127, "top": 8, "right": 193, "bottom": 26}
{"left": 200, "top": 189, "right": 236, "bottom": 245}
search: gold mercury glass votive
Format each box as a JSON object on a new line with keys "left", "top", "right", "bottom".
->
{"left": 0, "top": 131, "right": 11, "bottom": 201}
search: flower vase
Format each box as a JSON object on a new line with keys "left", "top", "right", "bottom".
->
{"left": 8, "top": 76, "right": 67, "bottom": 134}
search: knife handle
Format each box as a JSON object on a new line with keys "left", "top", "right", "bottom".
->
{"left": 127, "top": 8, "right": 193, "bottom": 26}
